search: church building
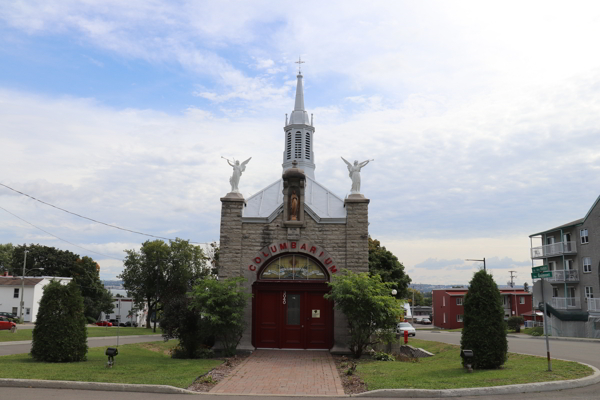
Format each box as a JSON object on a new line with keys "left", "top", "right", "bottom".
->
{"left": 218, "top": 67, "right": 371, "bottom": 353}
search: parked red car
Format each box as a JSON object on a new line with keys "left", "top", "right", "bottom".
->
{"left": 0, "top": 317, "right": 17, "bottom": 332}
{"left": 95, "top": 321, "right": 113, "bottom": 327}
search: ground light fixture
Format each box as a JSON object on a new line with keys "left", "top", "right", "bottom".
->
{"left": 105, "top": 347, "right": 118, "bottom": 368}
{"left": 461, "top": 349, "right": 474, "bottom": 372}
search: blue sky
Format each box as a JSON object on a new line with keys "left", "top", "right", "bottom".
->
{"left": 2, "top": 1, "right": 600, "bottom": 286}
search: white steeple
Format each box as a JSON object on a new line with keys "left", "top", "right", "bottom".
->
{"left": 282, "top": 58, "right": 315, "bottom": 179}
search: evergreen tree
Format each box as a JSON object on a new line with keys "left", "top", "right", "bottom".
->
{"left": 31, "top": 280, "right": 88, "bottom": 362}
{"left": 460, "top": 270, "right": 507, "bottom": 369}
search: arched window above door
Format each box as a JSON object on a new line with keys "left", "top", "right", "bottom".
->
{"left": 260, "top": 255, "right": 327, "bottom": 281}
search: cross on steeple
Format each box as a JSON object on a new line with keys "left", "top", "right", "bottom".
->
{"left": 295, "top": 56, "right": 305, "bottom": 74}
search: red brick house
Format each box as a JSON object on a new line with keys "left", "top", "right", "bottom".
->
{"left": 432, "top": 288, "right": 532, "bottom": 329}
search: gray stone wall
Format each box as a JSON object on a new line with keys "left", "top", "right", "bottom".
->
{"left": 217, "top": 193, "right": 370, "bottom": 353}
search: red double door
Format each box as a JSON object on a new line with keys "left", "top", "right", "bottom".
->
{"left": 253, "top": 283, "right": 333, "bottom": 349}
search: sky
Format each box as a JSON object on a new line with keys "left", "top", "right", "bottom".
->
{"left": 2, "top": 1, "right": 600, "bottom": 287}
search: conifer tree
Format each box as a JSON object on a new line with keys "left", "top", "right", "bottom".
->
{"left": 460, "top": 269, "right": 507, "bottom": 369}
{"left": 31, "top": 280, "right": 88, "bottom": 362}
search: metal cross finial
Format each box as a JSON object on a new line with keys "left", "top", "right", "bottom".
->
{"left": 295, "top": 56, "right": 305, "bottom": 74}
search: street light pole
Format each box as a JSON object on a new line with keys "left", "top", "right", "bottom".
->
{"left": 19, "top": 250, "right": 28, "bottom": 320}
{"left": 466, "top": 258, "right": 486, "bottom": 271}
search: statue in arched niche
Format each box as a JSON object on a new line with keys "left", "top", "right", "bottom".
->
{"left": 290, "top": 190, "right": 299, "bottom": 220}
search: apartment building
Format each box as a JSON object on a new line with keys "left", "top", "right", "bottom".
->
{"left": 529, "top": 195, "right": 600, "bottom": 316}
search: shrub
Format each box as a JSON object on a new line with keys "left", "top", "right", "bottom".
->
{"left": 507, "top": 316, "right": 524, "bottom": 332}
{"left": 372, "top": 351, "right": 395, "bottom": 361}
{"left": 324, "top": 270, "right": 404, "bottom": 359}
{"left": 460, "top": 270, "right": 507, "bottom": 369}
{"left": 190, "top": 276, "right": 252, "bottom": 356}
{"left": 31, "top": 280, "right": 88, "bottom": 362}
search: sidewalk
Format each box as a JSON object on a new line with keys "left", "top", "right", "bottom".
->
{"left": 210, "top": 349, "right": 345, "bottom": 396}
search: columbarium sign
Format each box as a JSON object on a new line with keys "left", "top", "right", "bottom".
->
{"left": 248, "top": 241, "right": 338, "bottom": 275}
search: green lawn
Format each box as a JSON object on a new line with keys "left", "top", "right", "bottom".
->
{"left": 0, "top": 340, "right": 221, "bottom": 388}
{"left": 0, "top": 327, "right": 162, "bottom": 342}
{"left": 358, "top": 339, "right": 593, "bottom": 390}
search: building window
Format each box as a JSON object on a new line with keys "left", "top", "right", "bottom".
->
{"left": 565, "top": 259, "right": 574, "bottom": 270}
{"left": 260, "top": 255, "right": 328, "bottom": 281}
{"left": 456, "top": 297, "right": 463, "bottom": 306}
{"left": 12, "top": 307, "right": 17, "bottom": 315}
{"left": 294, "top": 132, "right": 302, "bottom": 158}
{"left": 286, "top": 131, "right": 292, "bottom": 160}
{"left": 583, "top": 257, "right": 592, "bottom": 273}
{"left": 457, "top": 314, "right": 463, "bottom": 322}
{"left": 548, "top": 261, "right": 557, "bottom": 271}
{"left": 442, "top": 296, "right": 445, "bottom": 307}
{"left": 305, "top": 132, "right": 311, "bottom": 160}
{"left": 552, "top": 287, "right": 559, "bottom": 298}
{"left": 520, "top": 296, "right": 525, "bottom": 304}
{"left": 502, "top": 296, "right": 508, "bottom": 307}
{"left": 580, "top": 229, "right": 589, "bottom": 244}
{"left": 13, "top": 288, "right": 19, "bottom": 298}
{"left": 443, "top": 313, "right": 446, "bottom": 323}
{"left": 585, "top": 286, "right": 594, "bottom": 299}
{"left": 25, "top": 308, "right": 30, "bottom": 315}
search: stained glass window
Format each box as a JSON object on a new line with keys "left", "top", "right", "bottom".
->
{"left": 259, "top": 255, "right": 327, "bottom": 280}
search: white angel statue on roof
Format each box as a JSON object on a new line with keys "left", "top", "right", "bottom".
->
{"left": 223, "top": 156, "right": 252, "bottom": 193}
{"left": 341, "top": 157, "right": 373, "bottom": 194}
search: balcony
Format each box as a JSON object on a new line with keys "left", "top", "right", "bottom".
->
{"left": 547, "top": 269, "right": 579, "bottom": 283}
{"left": 551, "top": 297, "right": 580, "bottom": 309}
{"left": 530, "top": 241, "right": 577, "bottom": 259}
{"left": 588, "top": 298, "right": 600, "bottom": 312}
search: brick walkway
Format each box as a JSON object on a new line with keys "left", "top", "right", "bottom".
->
{"left": 210, "top": 350, "right": 346, "bottom": 396}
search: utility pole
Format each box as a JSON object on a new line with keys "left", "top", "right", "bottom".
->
{"left": 508, "top": 271, "right": 517, "bottom": 288}
{"left": 466, "top": 258, "right": 486, "bottom": 271}
{"left": 19, "top": 250, "right": 28, "bottom": 320}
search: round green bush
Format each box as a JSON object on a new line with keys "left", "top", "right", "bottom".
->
{"left": 31, "top": 280, "right": 88, "bottom": 362}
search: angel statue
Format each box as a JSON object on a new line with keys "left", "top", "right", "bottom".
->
{"left": 222, "top": 156, "right": 252, "bottom": 193}
{"left": 341, "top": 157, "right": 374, "bottom": 194}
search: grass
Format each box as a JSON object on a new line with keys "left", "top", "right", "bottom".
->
{"left": 357, "top": 339, "right": 593, "bottom": 390}
{"left": 0, "top": 327, "right": 162, "bottom": 342}
{"left": 0, "top": 340, "right": 222, "bottom": 388}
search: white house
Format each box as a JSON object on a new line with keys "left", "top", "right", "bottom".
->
{"left": 0, "top": 275, "right": 72, "bottom": 322}
{"left": 100, "top": 297, "right": 146, "bottom": 327}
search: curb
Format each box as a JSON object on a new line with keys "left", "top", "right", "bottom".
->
{"left": 0, "top": 378, "right": 200, "bottom": 395}
{"left": 353, "top": 362, "right": 600, "bottom": 398}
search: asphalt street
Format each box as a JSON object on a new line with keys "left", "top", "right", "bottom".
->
{"left": 2, "top": 332, "right": 600, "bottom": 399}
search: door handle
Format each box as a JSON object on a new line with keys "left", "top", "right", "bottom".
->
{"left": 302, "top": 325, "right": 304, "bottom": 328}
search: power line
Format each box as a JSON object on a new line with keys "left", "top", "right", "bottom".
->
{"left": 0, "top": 181, "right": 211, "bottom": 245}
{"left": 0, "top": 204, "right": 124, "bottom": 261}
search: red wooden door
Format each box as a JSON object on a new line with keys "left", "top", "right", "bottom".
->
{"left": 255, "top": 291, "right": 280, "bottom": 348}
{"left": 281, "top": 292, "right": 304, "bottom": 348}
{"left": 305, "top": 291, "right": 330, "bottom": 349}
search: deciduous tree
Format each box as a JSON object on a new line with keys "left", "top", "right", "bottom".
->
{"left": 325, "top": 270, "right": 404, "bottom": 359}
{"left": 0, "top": 243, "right": 14, "bottom": 272}
{"left": 368, "top": 238, "right": 411, "bottom": 298}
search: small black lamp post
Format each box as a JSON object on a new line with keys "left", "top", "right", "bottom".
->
{"left": 461, "top": 349, "right": 474, "bottom": 372}
{"left": 105, "top": 347, "right": 118, "bottom": 368}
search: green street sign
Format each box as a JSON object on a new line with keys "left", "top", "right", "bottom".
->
{"left": 532, "top": 265, "right": 549, "bottom": 273}
{"left": 532, "top": 271, "right": 552, "bottom": 279}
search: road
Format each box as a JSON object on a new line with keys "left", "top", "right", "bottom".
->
{"left": 2, "top": 332, "right": 600, "bottom": 399}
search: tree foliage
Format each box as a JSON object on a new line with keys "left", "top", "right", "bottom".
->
{"left": 325, "top": 270, "right": 404, "bottom": 359}
{"left": 0, "top": 243, "right": 14, "bottom": 272}
{"left": 460, "top": 270, "right": 507, "bottom": 369}
{"left": 9, "top": 244, "right": 113, "bottom": 321}
{"left": 160, "top": 295, "right": 212, "bottom": 358}
{"left": 368, "top": 238, "right": 411, "bottom": 299}
{"left": 190, "top": 276, "right": 252, "bottom": 356}
{"left": 31, "top": 280, "right": 88, "bottom": 362}
{"left": 120, "top": 238, "right": 210, "bottom": 329}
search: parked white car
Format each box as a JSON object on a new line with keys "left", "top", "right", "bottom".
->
{"left": 396, "top": 322, "right": 416, "bottom": 336}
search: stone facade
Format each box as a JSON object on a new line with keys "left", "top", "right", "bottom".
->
{"left": 218, "top": 172, "right": 370, "bottom": 353}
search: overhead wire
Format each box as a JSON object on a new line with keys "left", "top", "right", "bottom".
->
{"left": 0, "top": 204, "right": 124, "bottom": 261}
{"left": 0, "top": 182, "right": 212, "bottom": 245}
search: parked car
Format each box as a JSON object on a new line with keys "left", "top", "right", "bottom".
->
{"left": 0, "top": 317, "right": 17, "bottom": 332}
{"left": 95, "top": 321, "right": 113, "bottom": 327}
{"left": 0, "top": 312, "right": 17, "bottom": 321}
{"left": 119, "top": 321, "right": 138, "bottom": 327}
{"left": 109, "top": 319, "right": 119, "bottom": 326}
{"left": 396, "top": 322, "right": 416, "bottom": 336}
{"left": 420, "top": 318, "right": 432, "bottom": 325}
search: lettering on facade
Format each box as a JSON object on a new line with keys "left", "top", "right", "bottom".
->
{"left": 247, "top": 240, "right": 338, "bottom": 275}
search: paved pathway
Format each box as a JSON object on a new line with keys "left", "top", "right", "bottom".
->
{"left": 210, "top": 350, "right": 345, "bottom": 396}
